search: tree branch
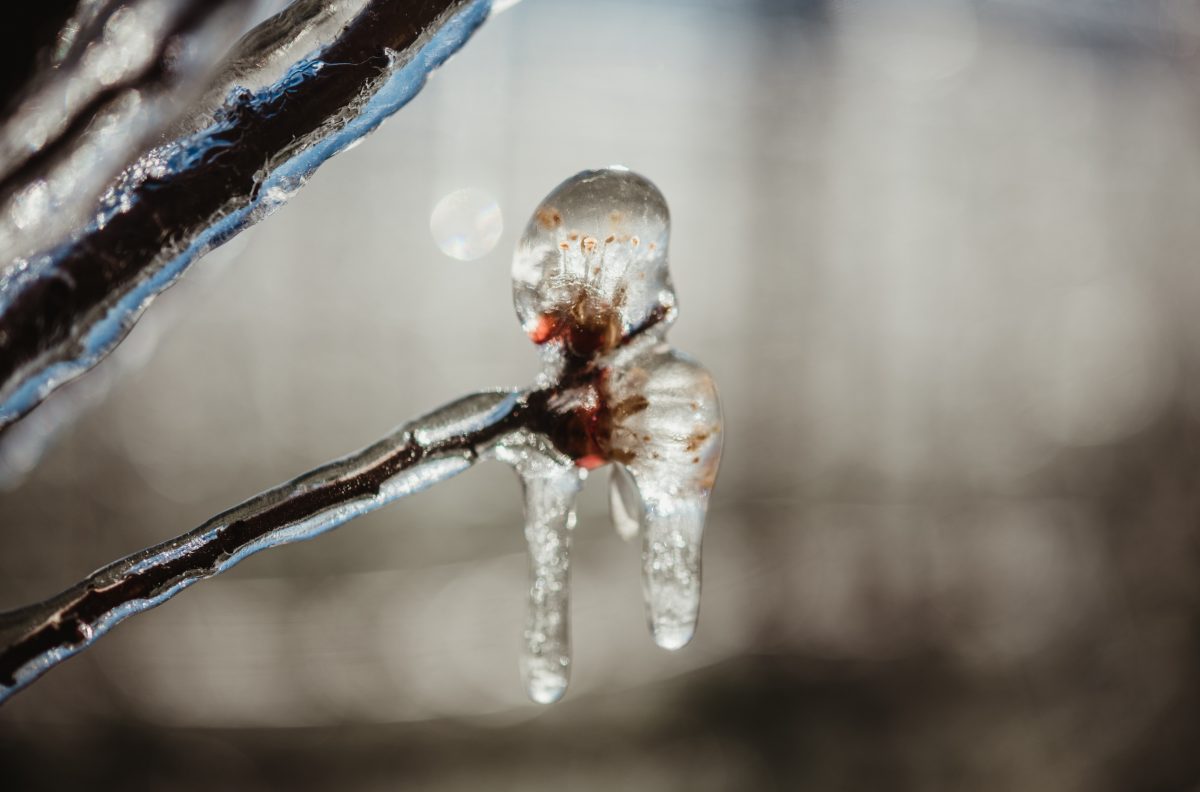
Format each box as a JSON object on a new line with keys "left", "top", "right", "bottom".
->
{"left": 0, "top": 299, "right": 676, "bottom": 704}
{"left": 0, "top": 0, "right": 267, "bottom": 265}
{"left": 0, "top": 0, "right": 492, "bottom": 434}
{"left": 0, "top": 388, "right": 527, "bottom": 703}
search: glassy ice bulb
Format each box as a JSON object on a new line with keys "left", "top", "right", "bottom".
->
{"left": 495, "top": 167, "right": 723, "bottom": 703}
{"left": 512, "top": 167, "right": 677, "bottom": 364}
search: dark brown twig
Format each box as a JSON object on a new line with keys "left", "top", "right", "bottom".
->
{"left": 0, "top": 388, "right": 527, "bottom": 702}
{"left": 0, "top": 299, "right": 671, "bottom": 704}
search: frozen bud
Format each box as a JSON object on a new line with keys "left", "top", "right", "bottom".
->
{"left": 512, "top": 167, "right": 677, "bottom": 361}
{"left": 500, "top": 167, "right": 723, "bottom": 703}
{"left": 605, "top": 348, "right": 723, "bottom": 486}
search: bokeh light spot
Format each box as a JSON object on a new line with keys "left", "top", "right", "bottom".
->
{"left": 430, "top": 187, "right": 503, "bottom": 261}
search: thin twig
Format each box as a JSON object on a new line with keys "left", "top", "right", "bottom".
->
{"left": 0, "top": 302, "right": 673, "bottom": 704}
{"left": 0, "top": 388, "right": 527, "bottom": 703}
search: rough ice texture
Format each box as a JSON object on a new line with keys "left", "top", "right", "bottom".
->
{"left": 0, "top": 0, "right": 264, "bottom": 265}
{"left": 0, "top": 0, "right": 492, "bottom": 434}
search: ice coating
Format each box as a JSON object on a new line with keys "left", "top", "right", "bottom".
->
{"left": 0, "top": 167, "right": 722, "bottom": 708}
{"left": 0, "top": 0, "right": 498, "bottom": 435}
{"left": 519, "top": 466, "right": 580, "bottom": 704}
{"left": 512, "top": 168, "right": 677, "bottom": 367}
{"left": 493, "top": 436, "right": 585, "bottom": 703}
{"left": 605, "top": 347, "right": 722, "bottom": 650}
{"left": 501, "top": 167, "right": 723, "bottom": 700}
{"left": 0, "top": 389, "right": 524, "bottom": 704}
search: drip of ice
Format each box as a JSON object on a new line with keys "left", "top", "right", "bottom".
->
{"left": 0, "top": 167, "right": 721, "bottom": 706}
{"left": 493, "top": 433, "right": 584, "bottom": 703}
{"left": 604, "top": 347, "right": 722, "bottom": 650}
{"left": 497, "top": 168, "right": 723, "bottom": 702}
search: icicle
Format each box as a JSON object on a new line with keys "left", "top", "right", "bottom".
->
{"left": 0, "top": 166, "right": 726, "bottom": 706}
{"left": 603, "top": 347, "right": 722, "bottom": 650}
{"left": 519, "top": 461, "right": 583, "bottom": 703}
{"left": 492, "top": 435, "right": 584, "bottom": 704}
{"left": 636, "top": 488, "right": 709, "bottom": 650}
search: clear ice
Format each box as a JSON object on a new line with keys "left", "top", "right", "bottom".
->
{"left": 0, "top": 168, "right": 723, "bottom": 706}
{"left": 493, "top": 434, "right": 584, "bottom": 703}
{"left": 499, "top": 167, "right": 724, "bottom": 701}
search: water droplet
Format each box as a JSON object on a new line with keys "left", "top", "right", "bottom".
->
{"left": 430, "top": 187, "right": 503, "bottom": 261}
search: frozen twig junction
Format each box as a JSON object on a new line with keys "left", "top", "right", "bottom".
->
{"left": 0, "top": 168, "right": 723, "bottom": 706}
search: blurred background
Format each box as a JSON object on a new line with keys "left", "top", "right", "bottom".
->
{"left": 4, "top": 0, "right": 1200, "bottom": 788}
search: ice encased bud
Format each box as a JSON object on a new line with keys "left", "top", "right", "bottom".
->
{"left": 512, "top": 168, "right": 676, "bottom": 359}
{"left": 605, "top": 345, "right": 722, "bottom": 650}
{"left": 499, "top": 167, "right": 723, "bottom": 703}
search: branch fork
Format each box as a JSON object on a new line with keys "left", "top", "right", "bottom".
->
{"left": 0, "top": 167, "right": 723, "bottom": 706}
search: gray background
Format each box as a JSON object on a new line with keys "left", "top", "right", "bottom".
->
{"left": 3, "top": 0, "right": 1200, "bottom": 789}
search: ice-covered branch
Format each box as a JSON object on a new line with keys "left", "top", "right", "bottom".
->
{"left": 0, "top": 0, "right": 269, "bottom": 266}
{"left": 0, "top": 0, "right": 493, "bottom": 434}
{"left": 0, "top": 168, "right": 725, "bottom": 708}
{"left": 0, "top": 388, "right": 525, "bottom": 703}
